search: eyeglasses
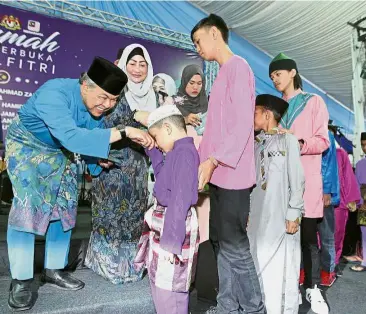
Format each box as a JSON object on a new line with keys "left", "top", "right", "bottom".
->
{"left": 97, "top": 94, "right": 120, "bottom": 105}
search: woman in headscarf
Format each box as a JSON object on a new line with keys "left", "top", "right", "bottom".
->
{"left": 174, "top": 64, "right": 211, "bottom": 247}
{"left": 174, "top": 64, "right": 208, "bottom": 136}
{"left": 152, "top": 73, "right": 177, "bottom": 106}
{"left": 85, "top": 44, "right": 157, "bottom": 284}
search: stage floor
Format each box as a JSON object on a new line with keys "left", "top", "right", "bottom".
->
{"left": 1, "top": 207, "right": 365, "bottom": 314}
{"left": 0, "top": 265, "right": 365, "bottom": 314}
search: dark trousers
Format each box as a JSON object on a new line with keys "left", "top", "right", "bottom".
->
{"left": 209, "top": 184, "right": 266, "bottom": 314}
{"left": 342, "top": 211, "right": 362, "bottom": 257}
{"left": 301, "top": 217, "right": 321, "bottom": 288}
{"left": 318, "top": 206, "right": 336, "bottom": 272}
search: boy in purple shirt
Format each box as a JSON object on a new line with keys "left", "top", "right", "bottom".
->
{"left": 134, "top": 105, "right": 200, "bottom": 314}
{"left": 191, "top": 14, "right": 265, "bottom": 314}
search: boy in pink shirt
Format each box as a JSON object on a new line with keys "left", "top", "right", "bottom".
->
{"left": 269, "top": 53, "right": 330, "bottom": 314}
{"left": 191, "top": 14, "right": 265, "bottom": 314}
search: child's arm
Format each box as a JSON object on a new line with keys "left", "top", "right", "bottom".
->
{"left": 145, "top": 147, "right": 164, "bottom": 179}
{"left": 286, "top": 134, "right": 305, "bottom": 222}
{"left": 160, "top": 151, "right": 197, "bottom": 255}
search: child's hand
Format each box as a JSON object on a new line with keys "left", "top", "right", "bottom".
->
{"left": 286, "top": 220, "right": 299, "bottom": 234}
{"left": 198, "top": 159, "right": 216, "bottom": 191}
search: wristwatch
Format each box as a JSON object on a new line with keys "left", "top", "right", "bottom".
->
{"left": 116, "top": 124, "right": 127, "bottom": 140}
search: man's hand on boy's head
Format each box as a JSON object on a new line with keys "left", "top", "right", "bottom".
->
{"left": 286, "top": 220, "right": 299, "bottom": 234}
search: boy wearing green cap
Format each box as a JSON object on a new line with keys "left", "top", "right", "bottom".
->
{"left": 269, "top": 53, "right": 330, "bottom": 314}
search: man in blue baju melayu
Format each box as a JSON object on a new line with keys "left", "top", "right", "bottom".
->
{"left": 5, "top": 56, "right": 153, "bottom": 311}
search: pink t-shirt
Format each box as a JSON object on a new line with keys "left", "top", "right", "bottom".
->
{"left": 281, "top": 89, "right": 330, "bottom": 217}
{"left": 199, "top": 55, "right": 256, "bottom": 190}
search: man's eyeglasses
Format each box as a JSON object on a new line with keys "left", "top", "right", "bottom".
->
{"left": 97, "top": 94, "right": 121, "bottom": 105}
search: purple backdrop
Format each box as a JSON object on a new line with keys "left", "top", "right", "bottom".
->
{"left": 0, "top": 5, "right": 202, "bottom": 141}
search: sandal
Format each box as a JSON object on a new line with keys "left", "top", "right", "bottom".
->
{"left": 349, "top": 265, "right": 366, "bottom": 272}
{"left": 343, "top": 255, "right": 363, "bottom": 264}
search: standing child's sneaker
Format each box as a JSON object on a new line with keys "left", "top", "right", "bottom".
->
{"left": 335, "top": 264, "right": 343, "bottom": 277}
{"left": 320, "top": 270, "right": 337, "bottom": 287}
{"left": 305, "top": 285, "right": 329, "bottom": 314}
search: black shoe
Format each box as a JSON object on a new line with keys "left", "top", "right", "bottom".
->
{"left": 41, "top": 269, "right": 85, "bottom": 291}
{"left": 8, "top": 279, "right": 34, "bottom": 312}
{"left": 335, "top": 264, "right": 343, "bottom": 277}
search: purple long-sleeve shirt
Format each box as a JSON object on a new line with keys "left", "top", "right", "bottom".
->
{"left": 356, "top": 158, "right": 366, "bottom": 185}
{"left": 146, "top": 137, "right": 199, "bottom": 255}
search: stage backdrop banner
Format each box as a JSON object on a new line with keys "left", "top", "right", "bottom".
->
{"left": 0, "top": 5, "right": 202, "bottom": 141}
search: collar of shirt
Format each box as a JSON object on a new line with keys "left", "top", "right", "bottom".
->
{"left": 74, "top": 82, "right": 88, "bottom": 113}
{"left": 283, "top": 89, "right": 302, "bottom": 102}
{"left": 172, "top": 137, "right": 193, "bottom": 150}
